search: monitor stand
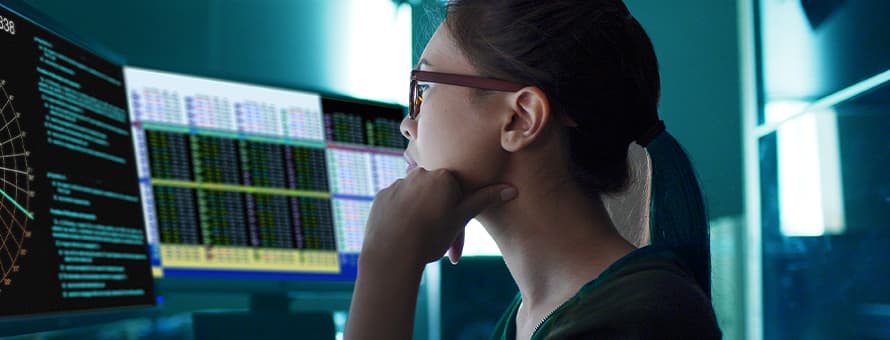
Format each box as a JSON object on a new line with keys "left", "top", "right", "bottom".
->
{"left": 192, "top": 294, "right": 335, "bottom": 340}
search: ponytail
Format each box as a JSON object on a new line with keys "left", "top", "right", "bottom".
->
{"left": 642, "top": 126, "right": 711, "bottom": 299}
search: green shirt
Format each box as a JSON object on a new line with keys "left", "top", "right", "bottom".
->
{"left": 491, "top": 246, "right": 721, "bottom": 339}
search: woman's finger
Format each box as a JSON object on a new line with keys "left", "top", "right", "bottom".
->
{"left": 447, "top": 230, "right": 465, "bottom": 264}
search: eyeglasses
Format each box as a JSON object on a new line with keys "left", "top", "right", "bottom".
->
{"left": 409, "top": 70, "right": 525, "bottom": 120}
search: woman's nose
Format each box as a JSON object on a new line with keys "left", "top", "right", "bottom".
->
{"left": 400, "top": 115, "right": 415, "bottom": 140}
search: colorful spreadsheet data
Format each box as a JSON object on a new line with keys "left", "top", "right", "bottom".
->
{"left": 125, "top": 67, "right": 407, "bottom": 281}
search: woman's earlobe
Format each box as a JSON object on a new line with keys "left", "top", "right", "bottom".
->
{"left": 500, "top": 128, "right": 525, "bottom": 152}
{"left": 500, "top": 110, "right": 536, "bottom": 152}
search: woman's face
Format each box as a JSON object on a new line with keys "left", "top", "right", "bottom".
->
{"left": 401, "top": 24, "right": 509, "bottom": 191}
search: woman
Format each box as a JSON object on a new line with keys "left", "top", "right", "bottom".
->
{"left": 346, "top": 0, "right": 721, "bottom": 339}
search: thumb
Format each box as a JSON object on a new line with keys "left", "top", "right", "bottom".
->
{"left": 456, "top": 184, "right": 517, "bottom": 221}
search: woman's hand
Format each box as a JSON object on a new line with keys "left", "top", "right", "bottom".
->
{"left": 361, "top": 167, "right": 517, "bottom": 268}
{"left": 345, "top": 168, "right": 516, "bottom": 340}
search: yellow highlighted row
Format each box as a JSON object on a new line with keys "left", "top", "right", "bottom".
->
{"left": 158, "top": 244, "right": 341, "bottom": 273}
{"left": 151, "top": 178, "right": 331, "bottom": 199}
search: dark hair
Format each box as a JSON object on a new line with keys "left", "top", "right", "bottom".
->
{"left": 445, "top": 0, "right": 712, "bottom": 298}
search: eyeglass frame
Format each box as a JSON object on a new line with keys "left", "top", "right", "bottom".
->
{"left": 409, "top": 70, "right": 526, "bottom": 119}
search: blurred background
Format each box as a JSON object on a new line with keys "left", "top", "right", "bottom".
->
{"left": 0, "top": 0, "right": 887, "bottom": 339}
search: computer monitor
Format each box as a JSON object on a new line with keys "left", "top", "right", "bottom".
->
{"left": 124, "top": 67, "right": 407, "bottom": 286}
{"left": 0, "top": 0, "right": 155, "bottom": 336}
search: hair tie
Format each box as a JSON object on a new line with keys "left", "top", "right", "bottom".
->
{"left": 636, "top": 120, "right": 665, "bottom": 147}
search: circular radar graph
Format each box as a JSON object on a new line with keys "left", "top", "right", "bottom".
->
{"left": 0, "top": 79, "right": 35, "bottom": 289}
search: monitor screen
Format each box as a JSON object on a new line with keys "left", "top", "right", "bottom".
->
{"left": 125, "top": 67, "right": 407, "bottom": 282}
{"left": 0, "top": 1, "right": 154, "bottom": 322}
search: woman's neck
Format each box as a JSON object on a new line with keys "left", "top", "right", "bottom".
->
{"left": 478, "top": 172, "right": 636, "bottom": 321}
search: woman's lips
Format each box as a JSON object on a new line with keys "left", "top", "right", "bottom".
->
{"left": 404, "top": 153, "right": 418, "bottom": 172}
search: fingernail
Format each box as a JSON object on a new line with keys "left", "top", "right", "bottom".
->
{"left": 500, "top": 188, "right": 517, "bottom": 201}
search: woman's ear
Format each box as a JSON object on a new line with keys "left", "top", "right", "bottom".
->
{"left": 501, "top": 86, "right": 551, "bottom": 152}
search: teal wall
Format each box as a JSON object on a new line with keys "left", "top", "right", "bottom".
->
{"left": 24, "top": 0, "right": 355, "bottom": 98}
{"left": 627, "top": 0, "right": 743, "bottom": 220}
